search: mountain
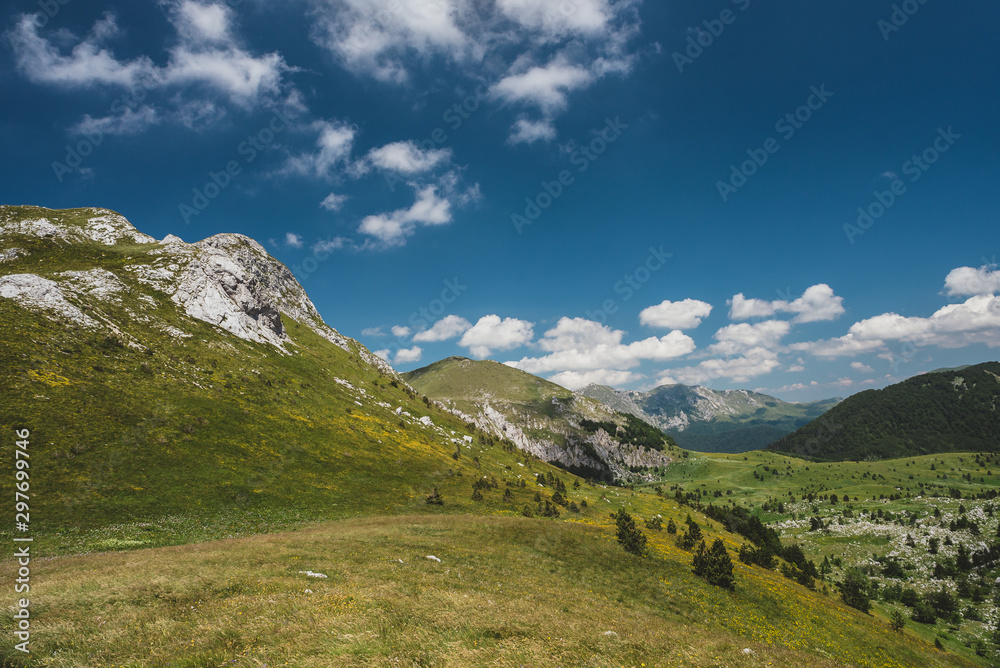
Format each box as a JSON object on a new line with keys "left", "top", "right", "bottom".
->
{"left": 404, "top": 356, "right": 677, "bottom": 482}
{"left": 580, "top": 383, "right": 840, "bottom": 453}
{"left": 0, "top": 205, "right": 519, "bottom": 540}
{"left": 768, "top": 361, "right": 1000, "bottom": 460}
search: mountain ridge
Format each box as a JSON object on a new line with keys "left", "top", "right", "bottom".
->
{"left": 404, "top": 356, "right": 676, "bottom": 482}
{"left": 580, "top": 382, "right": 840, "bottom": 453}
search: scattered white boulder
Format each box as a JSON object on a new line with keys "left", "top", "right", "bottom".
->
{"left": 426, "top": 555, "right": 441, "bottom": 563}
{"left": 298, "top": 570, "right": 328, "bottom": 578}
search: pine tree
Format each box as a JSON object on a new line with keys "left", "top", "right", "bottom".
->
{"left": 693, "top": 539, "right": 735, "bottom": 589}
{"left": 612, "top": 509, "right": 647, "bottom": 556}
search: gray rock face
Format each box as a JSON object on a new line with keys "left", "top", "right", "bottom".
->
{"left": 444, "top": 401, "right": 671, "bottom": 484}
{"left": 0, "top": 206, "right": 397, "bottom": 377}
{"left": 0, "top": 273, "right": 97, "bottom": 328}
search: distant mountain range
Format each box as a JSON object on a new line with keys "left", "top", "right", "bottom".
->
{"left": 580, "top": 384, "right": 841, "bottom": 453}
{"left": 768, "top": 361, "right": 1000, "bottom": 460}
{"left": 404, "top": 357, "right": 676, "bottom": 482}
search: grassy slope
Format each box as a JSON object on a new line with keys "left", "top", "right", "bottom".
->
{"left": 1, "top": 510, "right": 975, "bottom": 667}
{"left": 0, "top": 208, "right": 980, "bottom": 667}
{"left": 641, "top": 449, "right": 1000, "bottom": 665}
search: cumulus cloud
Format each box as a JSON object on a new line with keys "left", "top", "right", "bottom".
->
{"left": 459, "top": 315, "right": 534, "bottom": 357}
{"left": 357, "top": 184, "right": 453, "bottom": 246}
{"left": 320, "top": 193, "right": 349, "bottom": 211}
{"left": 944, "top": 265, "right": 1000, "bottom": 297}
{"left": 361, "top": 327, "right": 384, "bottom": 336}
{"left": 284, "top": 232, "right": 303, "bottom": 248}
{"left": 308, "top": 0, "right": 641, "bottom": 141}
{"left": 707, "top": 320, "right": 790, "bottom": 356}
{"left": 728, "top": 284, "right": 845, "bottom": 323}
{"left": 657, "top": 347, "right": 781, "bottom": 386}
{"left": 282, "top": 120, "right": 357, "bottom": 179}
{"left": 70, "top": 106, "right": 160, "bottom": 136}
{"left": 391, "top": 325, "right": 411, "bottom": 337}
{"left": 309, "top": 0, "right": 473, "bottom": 83}
{"left": 373, "top": 349, "right": 391, "bottom": 361}
{"left": 508, "top": 118, "right": 557, "bottom": 145}
{"left": 362, "top": 140, "right": 452, "bottom": 175}
{"left": 508, "top": 317, "right": 695, "bottom": 374}
{"left": 640, "top": 299, "right": 713, "bottom": 330}
{"left": 413, "top": 315, "right": 472, "bottom": 342}
{"left": 7, "top": 12, "right": 157, "bottom": 88}
{"left": 851, "top": 361, "right": 874, "bottom": 373}
{"left": 548, "top": 369, "right": 639, "bottom": 391}
{"left": 490, "top": 56, "right": 593, "bottom": 114}
{"left": 393, "top": 346, "right": 422, "bottom": 364}
{"left": 9, "top": 2, "right": 293, "bottom": 111}
{"left": 792, "top": 293, "right": 1000, "bottom": 358}
{"left": 495, "top": 0, "right": 614, "bottom": 36}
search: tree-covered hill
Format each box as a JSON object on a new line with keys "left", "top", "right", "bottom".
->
{"left": 768, "top": 362, "right": 1000, "bottom": 461}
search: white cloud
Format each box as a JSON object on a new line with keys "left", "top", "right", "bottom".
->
{"left": 786, "top": 365, "right": 805, "bottom": 373}
{"left": 944, "top": 265, "right": 1000, "bottom": 297}
{"left": 70, "top": 106, "right": 160, "bottom": 136}
{"left": 8, "top": 4, "right": 292, "bottom": 110}
{"left": 728, "top": 293, "right": 779, "bottom": 320}
{"left": 373, "top": 348, "right": 391, "bottom": 361}
{"left": 320, "top": 193, "right": 349, "bottom": 211}
{"left": 394, "top": 346, "right": 422, "bottom": 364}
{"left": 792, "top": 293, "right": 1000, "bottom": 358}
{"left": 490, "top": 56, "right": 593, "bottom": 114}
{"left": 708, "top": 320, "right": 790, "bottom": 356}
{"left": 174, "top": 0, "right": 231, "bottom": 44}
{"left": 391, "top": 325, "right": 411, "bottom": 337}
{"left": 508, "top": 118, "right": 557, "bottom": 145}
{"left": 313, "top": 236, "right": 349, "bottom": 252}
{"left": 508, "top": 317, "right": 695, "bottom": 374}
{"left": 548, "top": 369, "right": 638, "bottom": 391}
{"left": 728, "top": 284, "right": 845, "bottom": 323}
{"left": 7, "top": 13, "right": 156, "bottom": 88}
{"left": 639, "top": 299, "right": 712, "bottom": 330}
{"left": 284, "top": 232, "right": 303, "bottom": 248}
{"left": 308, "top": 0, "right": 641, "bottom": 136}
{"left": 459, "top": 315, "right": 535, "bottom": 357}
{"left": 282, "top": 120, "right": 357, "bottom": 179}
{"left": 357, "top": 184, "right": 453, "bottom": 246}
{"left": 361, "top": 327, "right": 384, "bottom": 336}
{"left": 658, "top": 347, "right": 781, "bottom": 385}
{"left": 363, "top": 141, "right": 452, "bottom": 175}
{"left": 851, "top": 362, "right": 874, "bottom": 373}
{"left": 496, "top": 0, "right": 613, "bottom": 36}
{"left": 413, "top": 315, "right": 472, "bottom": 342}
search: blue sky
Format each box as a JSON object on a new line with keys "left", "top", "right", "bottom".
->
{"left": 2, "top": 0, "right": 998, "bottom": 401}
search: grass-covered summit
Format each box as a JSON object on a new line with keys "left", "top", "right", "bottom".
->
{"left": 405, "top": 356, "right": 677, "bottom": 482}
